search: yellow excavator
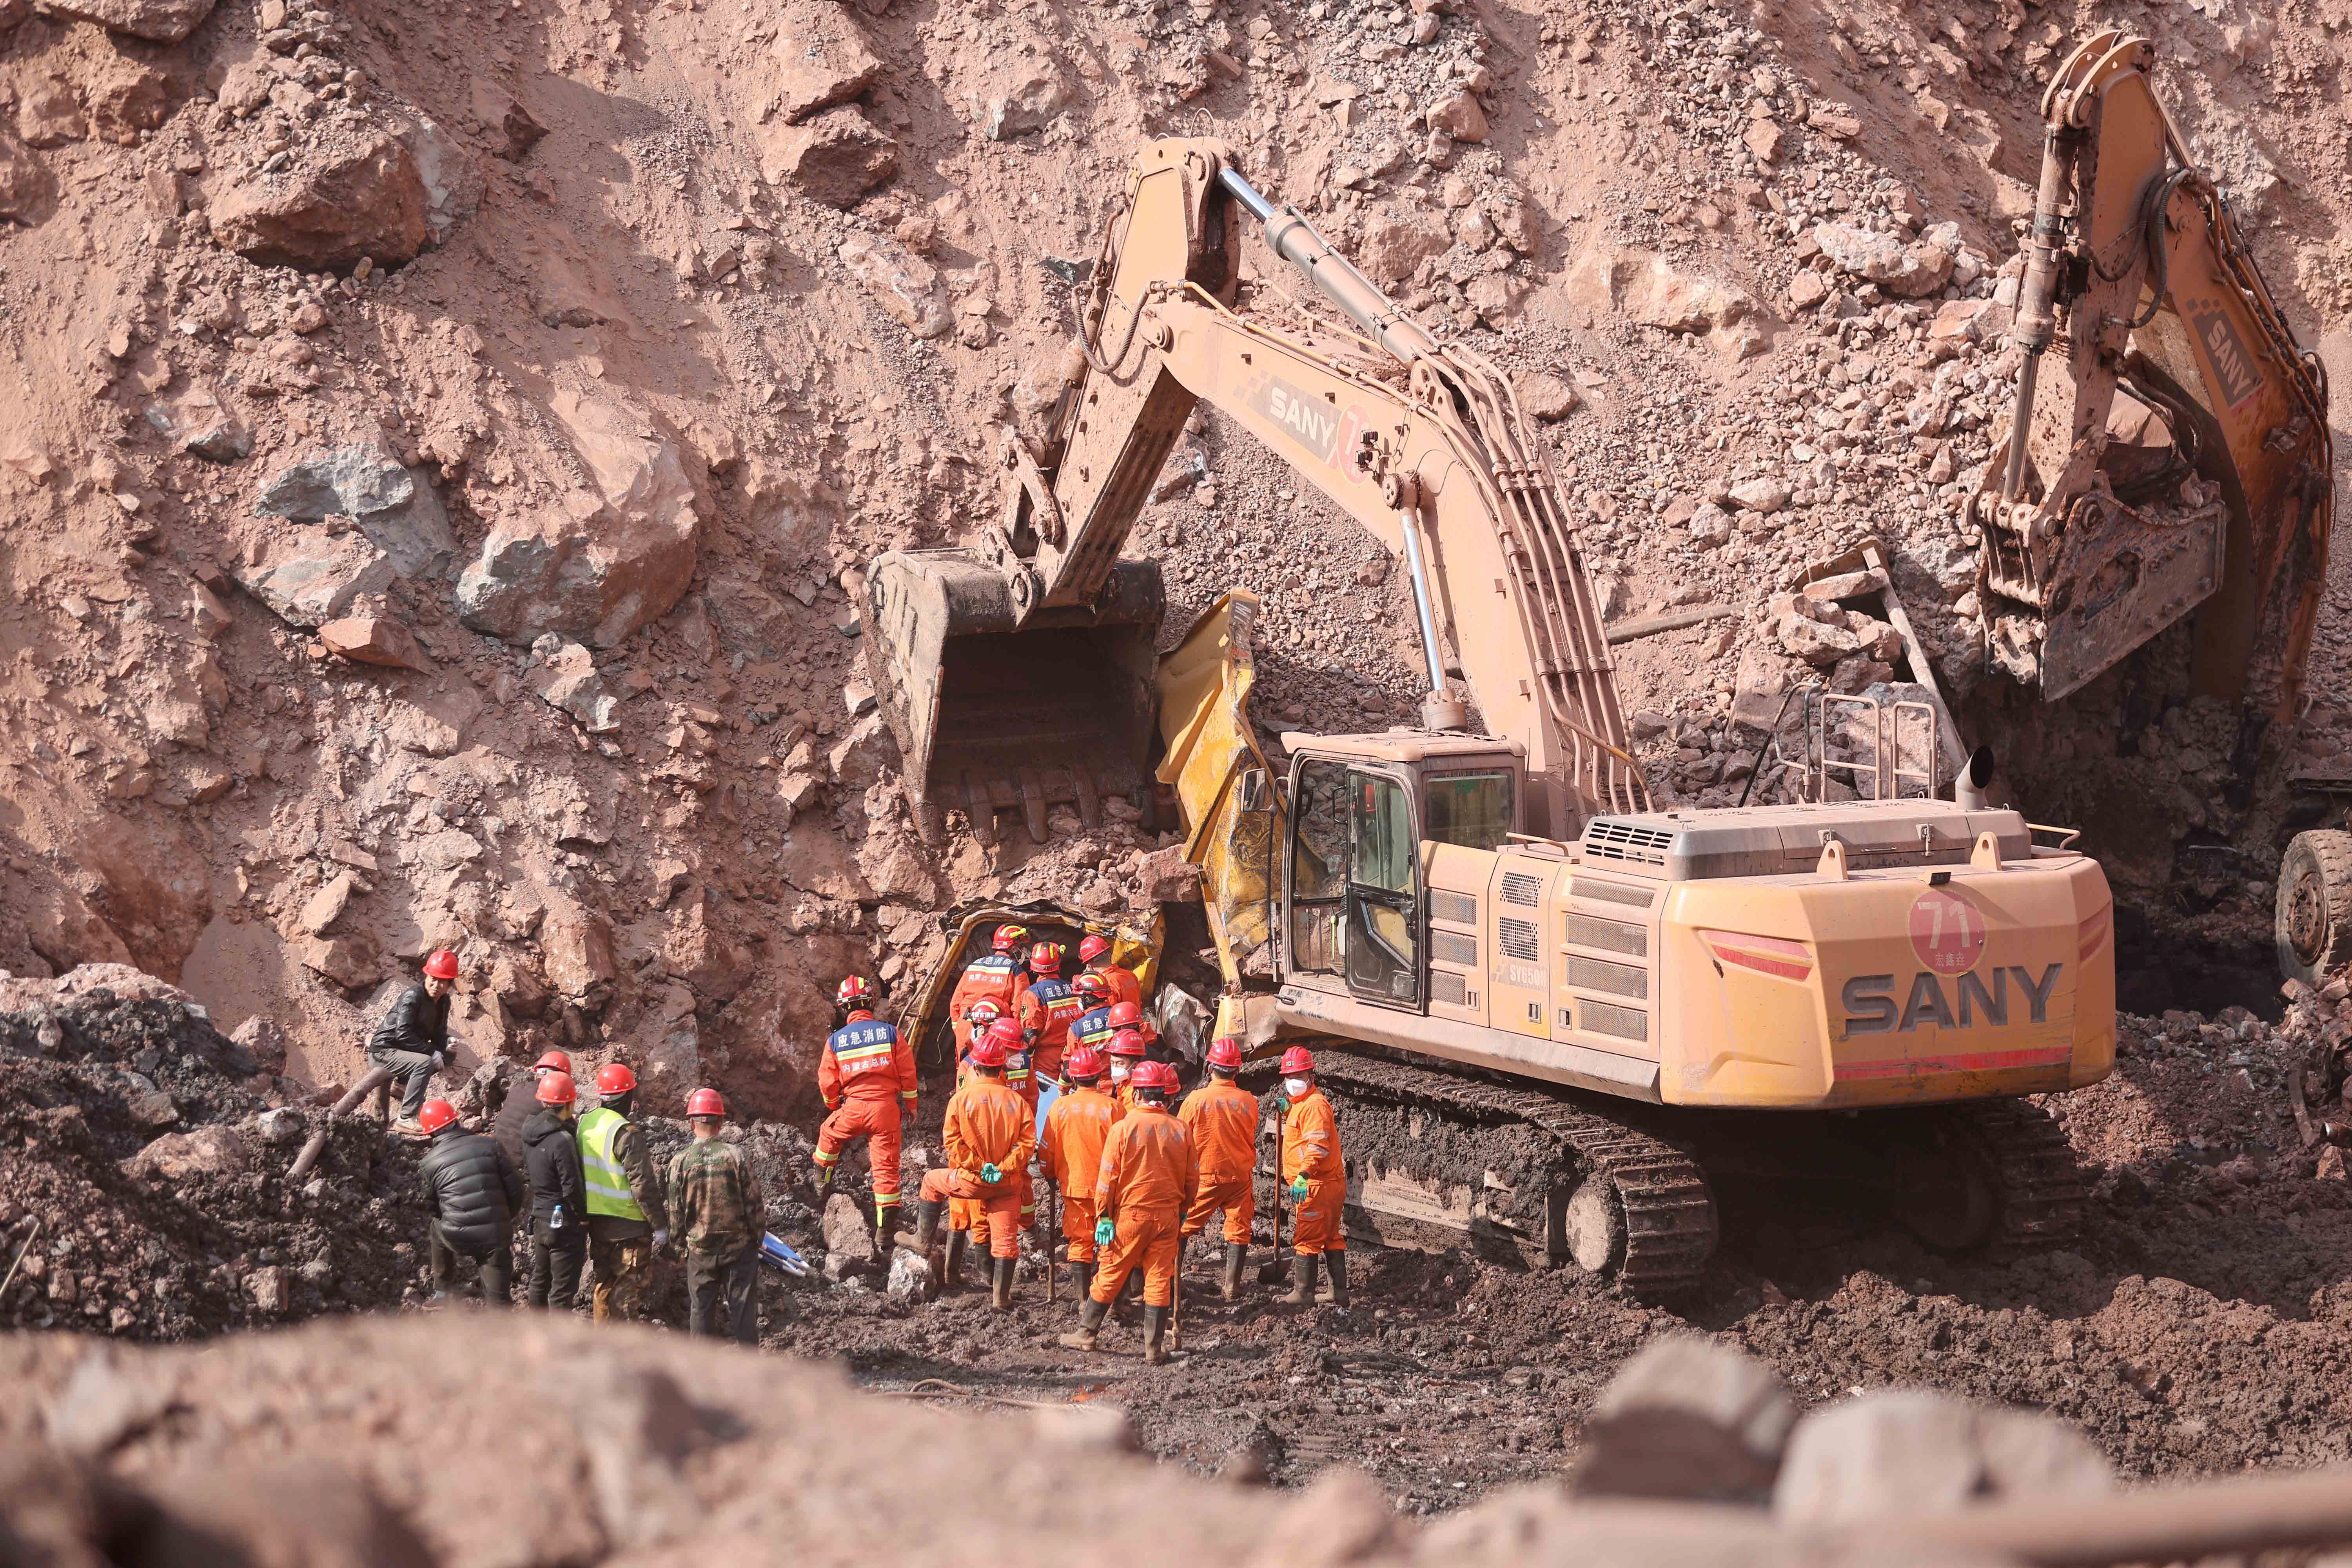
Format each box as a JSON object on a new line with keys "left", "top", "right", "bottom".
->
{"left": 856, "top": 50, "right": 2347, "bottom": 1285}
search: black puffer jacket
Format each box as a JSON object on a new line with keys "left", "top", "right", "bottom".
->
{"left": 368, "top": 982, "right": 450, "bottom": 1059}
{"left": 419, "top": 1129, "right": 524, "bottom": 1253}
{"left": 521, "top": 1108, "right": 588, "bottom": 1234}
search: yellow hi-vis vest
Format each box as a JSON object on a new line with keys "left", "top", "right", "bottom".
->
{"left": 576, "top": 1106, "right": 643, "bottom": 1221}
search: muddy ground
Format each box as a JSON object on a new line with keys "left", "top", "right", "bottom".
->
{"left": 740, "top": 1000, "right": 2352, "bottom": 1514}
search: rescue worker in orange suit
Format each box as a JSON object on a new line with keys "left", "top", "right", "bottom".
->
{"left": 1079, "top": 933, "right": 1143, "bottom": 1016}
{"left": 1022, "top": 942, "right": 1082, "bottom": 1085}
{"left": 1279, "top": 1046, "right": 1349, "bottom": 1308}
{"left": 813, "top": 976, "right": 917, "bottom": 1257}
{"left": 956, "top": 999, "right": 1004, "bottom": 1088}
{"left": 942, "top": 1018, "right": 1037, "bottom": 1311}
{"left": 1002, "top": 1037, "right": 1042, "bottom": 1242}
{"left": 948, "top": 923, "right": 1033, "bottom": 1058}
{"left": 1039, "top": 1044, "right": 1120, "bottom": 1299}
{"left": 1180, "top": 1036, "right": 1260, "bottom": 1301}
{"left": 1058, "top": 1060, "right": 1196, "bottom": 1364}
{"left": 1106, "top": 1027, "right": 1150, "bottom": 1110}
{"left": 1067, "top": 972, "right": 1118, "bottom": 1067}
{"left": 1105, "top": 1000, "right": 1162, "bottom": 1070}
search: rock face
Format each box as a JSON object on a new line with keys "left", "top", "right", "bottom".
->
{"left": 254, "top": 441, "right": 454, "bottom": 578}
{"left": 772, "top": 1, "right": 882, "bottom": 122}
{"left": 0, "top": 129, "right": 53, "bottom": 221}
{"left": 456, "top": 387, "right": 702, "bottom": 648}
{"left": 764, "top": 105, "right": 899, "bottom": 207}
{"left": 226, "top": 524, "right": 397, "bottom": 628}
{"left": 837, "top": 231, "right": 950, "bottom": 338}
{"left": 37, "top": 0, "right": 214, "bottom": 42}
{"left": 207, "top": 131, "right": 430, "bottom": 271}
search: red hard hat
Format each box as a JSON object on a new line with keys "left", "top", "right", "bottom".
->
{"left": 967, "top": 1033, "right": 1009, "bottom": 1069}
{"left": 982, "top": 1016, "right": 1026, "bottom": 1053}
{"left": 417, "top": 1099, "right": 459, "bottom": 1136}
{"left": 1279, "top": 1045, "right": 1317, "bottom": 1076}
{"left": 991, "top": 923, "right": 1030, "bottom": 953}
{"left": 1132, "top": 1060, "right": 1176, "bottom": 1093}
{"left": 1027, "top": 940, "right": 1063, "bottom": 976}
{"left": 1074, "top": 972, "right": 1112, "bottom": 1003}
{"left": 966, "top": 998, "right": 1004, "bottom": 1025}
{"left": 595, "top": 1062, "right": 637, "bottom": 1096}
{"left": 1065, "top": 1046, "right": 1106, "bottom": 1080}
{"left": 686, "top": 1087, "right": 727, "bottom": 1118}
{"left": 1106, "top": 1000, "right": 1144, "bottom": 1030}
{"left": 1079, "top": 934, "right": 1111, "bottom": 964}
{"left": 535, "top": 1071, "right": 576, "bottom": 1105}
{"left": 1207, "top": 1037, "right": 1243, "bottom": 1071}
{"left": 1108, "top": 1028, "right": 1149, "bottom": 1058}
{"left": 424, "top": 949, "right": 459, "bottom": 981}
{"left": 836, "top": 975, "right": 874, "bottom": 1008}
{"left": 534, "top": 1049, "right": 573, "bottom": 1074}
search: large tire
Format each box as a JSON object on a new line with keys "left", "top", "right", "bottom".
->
{"left": 2278, "top": 830, "right": 2352, "bottom": 987}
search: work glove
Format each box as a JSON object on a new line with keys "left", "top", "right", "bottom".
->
{"left": 980, "top": 1162, "right": 1003, "bottom": 1185}
{"left": 1289, "top": 1176, "right": 1308, "bottom": 1201}
{"left": 429, "top": 1052, "right": 446, "bottom": 1072}
{"left": 651, "top": 1227, "right": 670, "bottom": 1256}
{"left": 1095, "top": 1216, "right": 1115, "bottom": 1247}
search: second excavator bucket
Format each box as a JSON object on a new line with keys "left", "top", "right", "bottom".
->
{"left": 857, "top": 548, "right": 1165, "bottom": 844}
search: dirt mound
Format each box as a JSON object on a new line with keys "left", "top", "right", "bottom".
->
{"left": 0, "top": 969, "right": 425, "bottom": 1337}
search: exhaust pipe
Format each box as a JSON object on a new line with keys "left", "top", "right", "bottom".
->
{"left": 1954, "top": 745, "right": 1997, "bottom": 810}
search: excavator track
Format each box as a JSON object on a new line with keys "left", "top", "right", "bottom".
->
{"left": 1312, "top": 1047, "right": 1718, "bottom": 1297}
{"left": 1966, "top": 1097, "right": 2088, "bottom": 1255}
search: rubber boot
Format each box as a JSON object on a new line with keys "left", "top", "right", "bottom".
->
{"left": 1057, "top": 1294, "right": 1110, "bottom": 1350}
{"left": 989, "top": 1255, "right": 1014, "bottom": 1312}
{"left": 1281, "top": 1252, "right": 1323, "bottom": 1306}
{"left": 1070, "top": 1259, "right": 1096, "bottom": 1301}
{"left": 873, "top": 1204, "right": 900, "bottom": 1259}
{"left": 913, "top": 1199, "right": 943, "bottom": 1255}
{"left": 1142, "top": 1304, "right": 1170, "bottom": 1365}
{"left": 1114, "top": 1268, "right": 1142, "bottom": 1325}
{"left": 1324, "top": 1250, "right": 1350, "bottom": 1309}
{"left": 941, "top": 1230, "right": 970, "bottom": 1294}
{"left": 1221, "top": 1242, "right": 1246, "bottom": 1303}
{"left": 813, "top": 1163, "right": 835, "bottom": 1196}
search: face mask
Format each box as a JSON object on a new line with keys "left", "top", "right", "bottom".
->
{"left": 1111, "top": 1062, "right": 1132, "bottom": 1082}
{"left": 1283, "top": 1077, "right": 1309, "bottom": 1098}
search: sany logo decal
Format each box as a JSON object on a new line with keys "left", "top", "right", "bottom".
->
{"left": 1256, "top": 376, "right": 1364, "bottom": 470}
{"left": 1909, "top": 888, "right": 1984, "bottom": 975}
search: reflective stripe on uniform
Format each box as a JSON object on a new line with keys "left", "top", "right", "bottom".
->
{"left": 577, "top": 1107, "right": 645, "bottom": 1221}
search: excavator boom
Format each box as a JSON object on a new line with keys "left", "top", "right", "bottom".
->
{"left": 859, "top": 139, "right": 1642, "bottom": 844}
{"left": 1977, "top": 33, "right": 2332, "bottom": 747}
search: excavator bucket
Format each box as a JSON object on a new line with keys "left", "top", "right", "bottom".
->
{"left": 857, "top": 549, "right": 1165, "bottom": 844}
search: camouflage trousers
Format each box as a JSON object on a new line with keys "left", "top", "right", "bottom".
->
{"left": 588, "top": 1231, "right": 654, "bottom": 1323}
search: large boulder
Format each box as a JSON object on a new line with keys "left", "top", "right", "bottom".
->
{"left": 1812, "top": 220, "right": 1957, "bottom": 299}
{"left": 1358, "top": 209, "right": 1450, "bottom": 285}
{"left": 0, "top": 128, "right": 54, "bottom": 221}
{"left": 38, "top": 0, "right": 214, "bottom": 42}
{"left": 207, "top": 131, "right": 429, "bottom": 272}
{"left": 1566, "top": 241, "right": 1772, "bottom": 360}
{"left": 455, "top": 387, "right": 702, "bottom": 648}
{"left": 762, "top": 104, "right": 898, "bottom": 207}
{"left": 965, "top": 52, "right": 1072, "bottom": 140}
{"left": 836, "top": 231, "right": 949, "bottom": 338}
{"left": 254, "top": 439, "right": 454, "bottom": 577}
{"left": 527, "top": 636, "right": 619, "bottom": 731}
{"left": 771, "top": 0, "right": 882, "bottom": 122}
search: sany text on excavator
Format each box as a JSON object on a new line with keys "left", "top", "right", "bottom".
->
{"left": 866, "top": 138, "right": 2118, "bottom": 1293}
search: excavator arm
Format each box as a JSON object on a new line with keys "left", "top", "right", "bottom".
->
{"left": 1975, "top": 33, "right": 2332, "bottom": 753}
{"left": 860, "top": 138, "right": 1645, "bottom": 844}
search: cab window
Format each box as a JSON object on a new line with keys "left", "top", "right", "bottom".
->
{"left": 1424, "top": 770, "right": 1514, "bottom": 852}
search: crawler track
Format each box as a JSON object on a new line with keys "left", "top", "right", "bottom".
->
{"left": 1963, "top": 1096, "right": 2089, "bottom": 1253}
{"left": 1314, "top": 1048, "right": 1719, "bottom": 1297}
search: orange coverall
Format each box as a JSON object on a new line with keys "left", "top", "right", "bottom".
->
{"left": 1179, "top": 1077, "right": 1260, "bottom": 1245}
{"left": 948, "top": 955, "right": 1031, "bottom": 1057}
{"left": 943, "top": 1075, "right": 1036, "bottom": 1259}
{"left": 1041, "top": 1084, "right": 1122, "bottom": 1263}
{"left": 1100, "top": 961, "right": 1143, "bottom": 1015}
{"left": 814, "top": 1012, "right": 916, "bottom": 1209}
{"left": 1281, "top": 1085, "right": 1346, "bottom": 1257}
{"left": 1024, "top": 978, "right": 1082, "bottom": 1083}
{"left": 1091, "top": 1105, "right": 1198, "bottom": 1308}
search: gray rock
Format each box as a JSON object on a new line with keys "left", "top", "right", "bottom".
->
{"left": 255, "top": 438, "right": 455, "bottom": 579}
{"left": 827, "top": 711, "right": 897, "bottom": 791}
{"left": 245, "top": 1265, "right": 291, "bottom": 1313}
{"left": 1774, "top": 1389, "right": 2112, "bottom": 1525}
{"left": 45, "top": 1349, "right": 177, "bottom": 1455}
{"left": 256, "top": 1106, "right": 307, "bottom": 1147}
{"left": 822, "top": 1190, "right": 877, "bottom": 1270}
{"left": 397, "top": 114, "right": 479, "bottom": 244}
{"left": 232, "top": 1015, "right": 290, "bottom": 1074}
{"left": 1574, "top": 1334, "right": 1795, "bottom": 1505}
{"left": 884, "top": 1247, "right": 931, "bottom": 1299}
{"left": 1727, "top": 478, "right": 1789, "bottom": 514}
